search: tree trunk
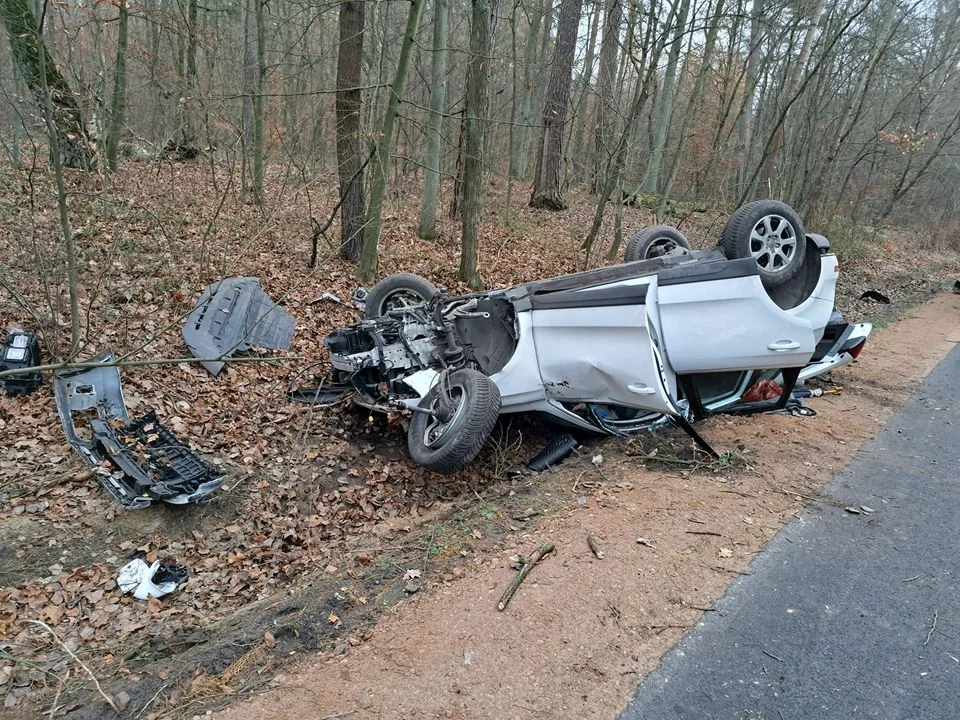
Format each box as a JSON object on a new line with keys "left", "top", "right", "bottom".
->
{"left": 104, "top": 0, "right": 129, "bottom": 170}
{"left": 765, "top": 0, "right": 825, "bottom": 195}
{"left": 569, "top": 0, "right": 600, "bottom": 181}
{"left": 641, "top": 0, "right": 690, "bottom": 195}
{"left": 593, "top": 0, "right": 622, "bottom": 192}
{"left": 734, "top": 0, "right": 765, "bottom": 195}
{"left": 251, "top": 0, "right": 266, "bottom": 203}
{"left": 241, "top": 0, "right": 255, "bottom": 193}
{"left": 359, "top": 0, "right": 425, "bottom": 281}
{"left": 1, "top": 0, "right": 94, "bottom": 169}
{"left": 509, "top": 0, "right": 546, "bottom": 180}
{"left": 335, "top": 0, "right": 366, "bottom": 261}
{"left": 418, "top": 0, "right": 449, "bottom": 240}
{"left": 33, "top": 5, "right": 82, "bottom": 356}
{"left": 458, "top": 0, "right": 491, "bottom": 289}
{"left": 183, "top": 0, "right": 199, "bottom": 146}
{"left": 657, "top": 0, "right": 725, "bottom": 214}
{"left": 529, "top": 0, "right": 583, "bottom": 210}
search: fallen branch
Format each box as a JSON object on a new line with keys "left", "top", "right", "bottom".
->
{"left": 636, "top": 453, "right": 701, "bottom": 466}
{"left": 717, "top": 489, "right": 760, "bottom": 498}
{"left": 27, "top": 620, "right": 119, "bottom": 714}
{"left": 924, "top": 610, "right": 939, "bottom": 646}
{"left": 686, "top": 530, "right": 722, "bottom": 537}
{"left": 587, "top": 534, "right": 604, "bottom": 559}
{"left": 497, "top": 542, "right": 555, "bottom": 611}
{"left": 0, "top": 354, "right": 300, "bottom": 379}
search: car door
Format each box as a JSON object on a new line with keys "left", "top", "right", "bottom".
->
{"left": 529, "top": 278, "right": 677, "bottom": 414}
{"left": 655, "top": 260, "right": 822, "bottom": 373}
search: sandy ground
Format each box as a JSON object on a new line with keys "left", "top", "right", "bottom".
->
{"left": 212, "top": 293, "right": 960, "bottom": 720}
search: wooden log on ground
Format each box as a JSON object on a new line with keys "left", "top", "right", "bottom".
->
{"left": 497, "top": 541, "right": 555, "bottom": 611}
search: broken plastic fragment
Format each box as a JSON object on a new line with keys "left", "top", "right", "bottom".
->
{"left": 182, "top": 277, "right": 295, "bottom": 376}
{"left": 0, "top": 330, "right": 42, "bottom": 395}
{"left": 117, "top": 558, "right": 189, "bottom": 600}
{"left": 54, "top": 351, "right": 225, "bottom": 508}
{"left": 288, "top": 384, "right": 353, "bottom": 405}
{"left": 526, "top": 433, "right": 579, "bottom": 472}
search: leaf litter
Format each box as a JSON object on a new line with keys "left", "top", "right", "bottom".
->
{"left": 1, "top": 162, "right": 958, "bottom": 717}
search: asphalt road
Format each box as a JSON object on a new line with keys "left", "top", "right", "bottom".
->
{"left": 620, "top": 343, "right": 960, "bottom": 720}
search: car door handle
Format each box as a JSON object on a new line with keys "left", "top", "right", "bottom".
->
{"left": 767, "top": 340, "right": 800, "bottom": 351}
{"left": 627, "top": 383, "right": 657, "bottom": 395}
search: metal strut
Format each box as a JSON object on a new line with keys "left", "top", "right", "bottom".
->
{"left": 672, "top": 414, "right": 720, "bottom": 459}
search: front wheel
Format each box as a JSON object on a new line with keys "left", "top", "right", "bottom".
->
{"left": 364, "top": 273, "right": 438, "bottom": 319}
{"left": 624, "top": 225, "right": 691, "bottom": 262}
{"left": 407, "top": 369, "right": 501, "bottom": 474}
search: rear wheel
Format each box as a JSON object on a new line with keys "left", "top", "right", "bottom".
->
{"left": 625, "top": 225, "right": 690, "bottom": 262}
{"left": 407, "top": 369, "right": 501, "bottom": 474}
{"left": 720, "top": 200, "right": 806, "bottom": 289}
{"left": 364, "top": 273, "right": 437, "bottom": 319}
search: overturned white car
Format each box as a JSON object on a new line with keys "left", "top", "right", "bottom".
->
{"left": 319, "top": 201, "right": 871, "bottom": 473}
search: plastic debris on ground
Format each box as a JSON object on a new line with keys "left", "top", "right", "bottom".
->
{"left": 54, "top": 350, "right": 225, "bottom": 508}
{"left": 182, "top": 276, "right": 295, "bottom": 376}
{"left": 117, "top": 558, "right": 189, "bottom": 599}
{"left": 526, "top": 433, "right": 579, "bottom": 471}
{"left": 288, "top": 384, "right": 354, "bottom": 405}
{"left": 0, "top": 329, "right": 42, "bottom": 395}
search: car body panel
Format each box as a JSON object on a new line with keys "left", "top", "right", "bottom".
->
{"left": 529, "top": 289, "right": 676, "bottom": 414}
{"left": 658, "top": 255, "right": 837, "bottom": 373}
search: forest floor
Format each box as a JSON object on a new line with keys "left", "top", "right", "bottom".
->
{"left": 1, "top": 160, "right": 959, "bottom": 719}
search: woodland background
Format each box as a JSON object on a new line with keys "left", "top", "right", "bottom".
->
{"left": 3, "top": 0, "right": 960, "bottom": 716}
{"left": 2, "top": 0, "right": 960, "bottom": 311}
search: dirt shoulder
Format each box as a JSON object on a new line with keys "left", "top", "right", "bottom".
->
{"left": 210, "top": 293, "right": 960, "bottom": 720}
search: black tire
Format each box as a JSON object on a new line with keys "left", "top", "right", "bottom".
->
{"left": 720, "top": 200, "right": 806, "bottom": 289}
{"left": 407, "top": 369, "right": 501, "bottom": 474}
{"left": 364, "top": 273, "right": 438, "bottom": 319}
{"left": 624, "top": 225, "right": 691, "bottom": 262}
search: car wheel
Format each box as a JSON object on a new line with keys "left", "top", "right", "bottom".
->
{"left": 407, "top": 369, "right": 501, "bottom": 474}
{"left": 364, "top": 273, "right": 438, "bottom": 318}
{"left": 624, "top": 225, "right": 691, "bottom": 262}
{"left": 721, "top": 200, "right": 806, "bottom": 288}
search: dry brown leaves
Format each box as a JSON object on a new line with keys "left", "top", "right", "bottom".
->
{"left": 3, "top": 161, "right": 955, "bottom": 713}
{"left": 1, "top": 162, "right": 661, "bottom": 711}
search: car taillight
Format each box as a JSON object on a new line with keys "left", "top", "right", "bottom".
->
{"left": 846, "top": 339, "right": 866, "bottom": 359}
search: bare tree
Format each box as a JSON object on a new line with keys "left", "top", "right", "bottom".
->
{"left": 104, "top": 0, "right": 129, "bottom": 170}
{"left": 359, "top": 0, "right": 425, "bottom": 281}
{"left": 335, "top": 0, "right": 366, "bottom": 261}
{"left": 418, "top": 0, "right": 449, "bottom": 240}
{"left": 1, "top": 0, "right": 93, "bottom": 169}
{"left": 529, "top": 0, "right": 583, "bottom": 210}
{"left": 458, "top": 0, "right": 492, "bottom": 288}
